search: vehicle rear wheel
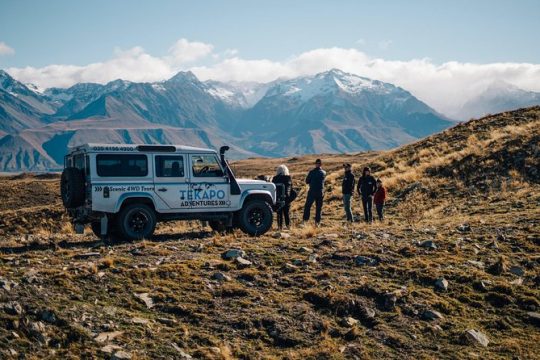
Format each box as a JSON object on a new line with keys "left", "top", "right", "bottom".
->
{"left": 117, "top": 204, "right": 156, "bottom": 241}
{"left": 238, "top": 200, "right": 273, "bottom": 236}
{"left": 60, "top": 167, "right": 85, "bottom": 208}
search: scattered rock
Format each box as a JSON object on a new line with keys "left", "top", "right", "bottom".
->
{"left": 157, "top": 317, "right": 177, "bottom": 326}
{"left": 212, "top": 272, "right": 232, "bottom": 282}
{"left": 419, "top": 240, "right": 437, "bottom": 249}
{"left": 282, "top": 263, "right": 298, "bottom": 273}
{"left": 273, "top": 232, "right": 290, "bottom": 239}
{"left": 28, "top": 321, "right": 48, "bottom": 344}
{"left": 222, "top": 249, "right": 246, "bottom": 260}
{"left": 342, "top": 316, "right": 359, "bottom": 327}
{"left": 3, "top": 301, "right": 23, "bottom": 315}
{"left": 111, "top": 350, "right": 132, "bottom": 360}
{"left": 0, "top": 277, "right": 18, "bottom": 292}
{"left": 354, "top": 256, "right": 378, "bottom": 267}
{"left": 322, "top": 233, "right": 339, "bottom": 239}
{"left": 527, "top": 312, "right": 540, "bottom": 326}
{"left": 509, "top": 266, "right": 525, "bottom": 276}
{"left": 40, "top": 309, "right": 57, "bottom": 324}
{"left": 94, "top": 330, "right": 124, "bottom": 343}
{"left": 171, "top": 343, "right": 193, "bottom": 359}
{"left": 422, "top": 309, "right": 444, "bottom": 321}
{"left": 299, "top": 246, "right": 313, "bottom": 254}
{"left": 100, "top": 344, "right": 123, "bottom": 354}
{"left": 467, "top": 260, "right": 485, "bottom": 269}
{"left": 308, "top": 254, "right": 318, "bottom": 263}
{"left": 457, "top": 224, "right": 471, "bottom": 232}
{"left": 132, "top": 317, "right": 150, "bottom": 325}
{"left": 74, "top": 252, "right": 101, "bottom": 259}
{"left": 235, "top": 257, "right": 252, "bottom": 268}
{"left": 291, "top": 259, "right": 303, "bottom": 266}
{"left": 435, "top": 278, "right": 449, "bottom": 291}
{"left": 509, "top": 278, "right": 523, "bottom": 285}
{"left": 464, "top": 329, "right": 489, "bottom": 347}
{"left": 134, "top": 293, "right": 154, "bottom": 309}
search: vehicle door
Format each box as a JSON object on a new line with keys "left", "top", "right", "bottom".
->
{"left": 188, "top": 153, "right": 231, "bottom": 212}
{"left": 152, "top": 154, "right": 190, "bottom": 210}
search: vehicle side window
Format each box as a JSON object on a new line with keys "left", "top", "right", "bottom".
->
{"left": 96, "top": 154, "right": 148, "bottom": 177}
{"left": 192, "top": 155, "right": 224, "bottom": 177}
{"left": 156, "top": 156, "right": 184, "bottom": 177}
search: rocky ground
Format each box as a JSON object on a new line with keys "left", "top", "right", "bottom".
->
{"left": 0, "top": 107, "right": 539, "bottom": 359}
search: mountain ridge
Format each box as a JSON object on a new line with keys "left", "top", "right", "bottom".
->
{"left": 1, "top": 68, "right": 456, "bottom": 171}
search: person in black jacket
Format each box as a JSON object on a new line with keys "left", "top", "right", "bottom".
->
{"left": 357, "top": 166, "right": 377, "bottom": 223}
{"left": 272, "top": 164, "right": 293, "bottom": 229}
{"left": 303, "top": 159, "right": 326, "bottom": 226}
{"left": 342, "top": 163, "right": 355, "bottom": 222}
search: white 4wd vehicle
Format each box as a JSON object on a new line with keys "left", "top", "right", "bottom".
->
{"left": 61, "top": 144, "right": 279, "bottom": 240}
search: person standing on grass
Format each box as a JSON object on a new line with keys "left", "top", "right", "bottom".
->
{"left": 341, "top": 163, "right": 355, "bottom": 222}
{"left": 272, "top": 164, "right": 293, "bottom": 230}
{"left": 303, "top": 159, "right": 326, "bottom": 227}
{"left": 357, "top": 166, "right": 377, "bottom": 223}
{"left": 373, "top": 178, "right": 387, "bottom": 221}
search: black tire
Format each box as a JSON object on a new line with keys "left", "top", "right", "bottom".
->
{"left": 60, "top": 167, "right": 85, "bottom": 208}
{"left": 238, "top": 200, "right": 273, "bottom": 236}
{"left": 117, "top": 204, "right": 156, "bottom": 241}
{"left": 208, "top": 220, "right": 234, "bottom": 233}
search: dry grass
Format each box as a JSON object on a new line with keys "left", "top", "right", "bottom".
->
{"left": 0, "top": 107, "right": 539, "bottom": 359}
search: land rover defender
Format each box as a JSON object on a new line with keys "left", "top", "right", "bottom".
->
{"left": 60, "top": 144, "right": 278, "bottom": 240}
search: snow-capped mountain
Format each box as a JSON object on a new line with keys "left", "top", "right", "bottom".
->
{"left": 457, "top": 81, "right": 540, "bottom": 120}
{"left": 0, "top": 68, "right": 458, "bottom": 171}
{"left": 237, "top": 69, "right": 453, "bottom": 156}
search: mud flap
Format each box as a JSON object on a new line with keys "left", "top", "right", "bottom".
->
{"left": 100, "top": 215, "right": 108, "bottom": 236}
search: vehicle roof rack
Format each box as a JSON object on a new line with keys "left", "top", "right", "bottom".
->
{"left": 136, "top": 145, "right": 177, "bottom": 152}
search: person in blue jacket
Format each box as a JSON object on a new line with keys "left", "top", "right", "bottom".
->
{"left": 302, "top": 159, "right": 326, "bottom": 226}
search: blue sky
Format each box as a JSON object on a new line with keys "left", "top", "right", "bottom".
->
{"left": 1, "top": 0, "right": 539, "bottom": 115}
{"left": 1, "top": 0, "right": 539, "bottom": 68}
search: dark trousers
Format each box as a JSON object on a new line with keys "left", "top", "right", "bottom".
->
{"left": 303, "top": 193, "right": 323, "bottom": 223}
{"left": 362, "top": 196, "right": 373, "bottom": 222}
{"left": 375, "top": 203, "right": 384, "bottom": 221}
{"left": 277, "top": 203, "right": 290, "bottom": 228}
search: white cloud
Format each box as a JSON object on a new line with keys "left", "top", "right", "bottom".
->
{"left": 166, "top": 39, "right": 213, "bottom": 65}
{"left": 6, "top": 39, "right": 540, "bottom": 117}
{"left": 0, "top": 41, "right": 15, "bottom": 56}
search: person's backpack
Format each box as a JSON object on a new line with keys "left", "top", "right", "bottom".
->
{"left": 287, "top": 188, "right": 298, "bottom": 203}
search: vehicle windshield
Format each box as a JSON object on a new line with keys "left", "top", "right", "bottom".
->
{"left": 192, "top": 154, "right": 224, "bottom": 177}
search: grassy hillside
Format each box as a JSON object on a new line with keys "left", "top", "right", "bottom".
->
{"left": 0, "top": 107, "right": 539, "bottom": 359}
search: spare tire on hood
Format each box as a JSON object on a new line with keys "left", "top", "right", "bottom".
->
{"left": 61, "top": 167, "right": 85, "bottom": 208}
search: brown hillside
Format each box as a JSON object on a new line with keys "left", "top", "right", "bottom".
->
{"left": 0, "top": 107, "right": 539, "bottom": 359}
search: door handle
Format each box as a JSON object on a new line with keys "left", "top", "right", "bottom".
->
{"left": 157, "top": 188, "right": 168, "bottom": 192}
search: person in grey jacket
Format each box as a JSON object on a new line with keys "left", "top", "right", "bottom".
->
{"left": 303, "top": 159, "right": 326, "bottom": 226}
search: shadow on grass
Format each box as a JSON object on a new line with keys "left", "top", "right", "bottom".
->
{"left": 0, "top": 230, "right": 214, "bottom": 254}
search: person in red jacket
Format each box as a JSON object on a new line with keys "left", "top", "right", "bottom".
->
{"left": 373, "top": 179, "right": 387, "bottom": 221}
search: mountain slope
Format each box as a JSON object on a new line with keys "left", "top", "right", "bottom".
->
{"left": 238, "top": 69, "right": 453, "bottom": 156}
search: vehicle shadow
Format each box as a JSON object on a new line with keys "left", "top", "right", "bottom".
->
{"left": 0, "top": 230, "right": 215, "bottom": 254}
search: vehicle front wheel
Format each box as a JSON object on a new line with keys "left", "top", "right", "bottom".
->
{"left": 238, "top": 200, "right": 273, "bottom": 236}
{"left": 117, "top": 204, "right": 156, "bottom": 241}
